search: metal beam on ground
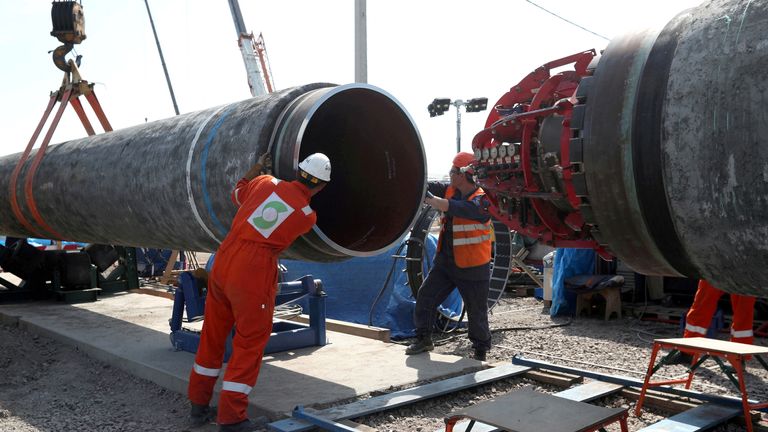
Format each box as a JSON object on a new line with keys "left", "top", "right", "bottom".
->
{"left": 268, "top": 364, "right": 531, "bottom": 432}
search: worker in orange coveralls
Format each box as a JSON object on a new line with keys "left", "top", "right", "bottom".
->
{"left": 188, "top": 152, "right": 331, "bottom": 432}
{"left": 684, "top": 279, "right": 756, "bottom": 344}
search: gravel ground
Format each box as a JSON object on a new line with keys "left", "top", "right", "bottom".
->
{"left": 0, "top": 294, "right": 766, "bottom": 431}
{"left": 360, "top": 296, "right": 768, "bottom": 432}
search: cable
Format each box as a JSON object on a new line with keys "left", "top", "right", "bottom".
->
{"left": 495, "top": 344, "right": 682, "bottom": 379}
{"left": 436, "top": 307, "right": 466, "bottom": 334}
{"left": 274, "top": 303, "right": 303, "bottom": 320}
{"left": 368, "top": 241, "right": 408, "bottom": 326}
{"left": 491, "top": 317, "right": 572, "bottom": 333}
{"left": 492, "top": 306, "right": 542, "bottom": 316}
{"left": 523, "top": 0, "right": 610, "bottom": 41}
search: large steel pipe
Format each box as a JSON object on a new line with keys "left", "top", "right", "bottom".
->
{"left": 583, "top": 0, "right": 768, "bottom": 295}
{"left": 0, "top": 83, "right": 427, "bottom": 262}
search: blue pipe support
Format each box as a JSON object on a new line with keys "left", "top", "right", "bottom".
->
{"left": 169, "top": 272, "right": 327, "bottom": 357}
{"left": 291, "top": 406, "right": 359, "bottom": 432}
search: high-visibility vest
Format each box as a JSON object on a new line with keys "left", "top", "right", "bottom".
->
{"left": 437, "top": 186, "right": 492, "bottom": 268}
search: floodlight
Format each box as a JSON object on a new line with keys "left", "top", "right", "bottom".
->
{"left": 465, "top": 97, "right": 488, "bottom": 113}
{"left": 428, "top": 98, "right": 451, "bottom": 117}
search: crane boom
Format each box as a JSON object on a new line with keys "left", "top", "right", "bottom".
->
{"left": 227, "top": 0, "right": 268, "bottom": 97}
{"left": 254, "top": 33, "right": 275, "bottom": 93}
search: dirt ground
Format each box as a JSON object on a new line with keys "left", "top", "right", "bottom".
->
{"left": 0, "top": 295, "right": 766, "bottom": 432}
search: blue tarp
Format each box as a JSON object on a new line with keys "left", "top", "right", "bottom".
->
{"left": 281, "top": 234, "right": 447, "bottom": 340}
{"left": 551, "top": 248, "right": 595, "bottom": 316}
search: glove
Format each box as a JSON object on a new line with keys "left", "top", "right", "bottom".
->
{"left": 257, "top": 152, "right": 273, "bottom": 173}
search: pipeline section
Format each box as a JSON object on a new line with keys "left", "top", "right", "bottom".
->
{"left": 0, "top": 83, "right": 427, "bottom": 262}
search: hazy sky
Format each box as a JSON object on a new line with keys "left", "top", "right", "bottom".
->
{"left": 1, "top": 1, "right": 701, "bottom": 177}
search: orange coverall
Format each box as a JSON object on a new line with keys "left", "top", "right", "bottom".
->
{"left": 188, "top": 175, "right": 316, "bottom": 425}
{"left": 684, "top": 279, "right": 756, "bottom": 345}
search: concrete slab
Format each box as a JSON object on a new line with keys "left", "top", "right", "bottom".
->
{"left": 0, "top": 292, "right": 483, "bottom": 419}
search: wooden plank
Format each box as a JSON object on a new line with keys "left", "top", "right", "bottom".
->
{"left": 159, "top": 250, "right": 179, "bottom": 285}
{"left": 638, "top": 403, "right": 741, "bottom": 431}
{"left": 655, "top": 337, "right": 768, "bottom": 355}
{"left": 269, "top": 364, "right": 531, "bottom": 432}
{"left": 285, "top": 315, "right": 390, "bottom": 342}
{"left": 129, "top": 287, "right": 174, "bottom": 301}
{"left": 524, "top": 370, "right": 583, "bottom": 388}
{"left": 620, "top": 388, "right": 698, "bottom": 414}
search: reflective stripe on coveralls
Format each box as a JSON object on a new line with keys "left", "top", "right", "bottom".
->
{"left": 684, "top": 279, "right": 756, "bottom": 345}
{"left": 193, "top": 363, "right": 220, "bottom": 377}
{"left": 222, "top": 381, "right": 253, "bottom": 394}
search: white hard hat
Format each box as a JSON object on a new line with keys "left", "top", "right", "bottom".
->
{"left": 298, "top": 153, "right": 331, "bottom": 182}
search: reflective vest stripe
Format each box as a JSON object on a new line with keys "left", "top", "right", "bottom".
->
{"left": 222, "top": 381, "right": 253, "bottom": 394}
{"left": 437, "top": 185, "right": 492, "bottom": 268}
{"left": 453, "top": 223, "right": 489, "bottom": 232}
{"left": 271, "top": 178, "right": 281, "bottom": 185}
{"left": 454, "top": 234, "right": 492, "bottom": 245}
{"left": 193, "top": 363, "right": 220, "bottom": 377}
{"left": 731, "top": 328, "right": 754, "bottom": 338}
{"left": 302, "top": 205, "right": 313, "bottom": 215}
{"left": 685, "top": 323, "right": 708, "bottom": 335}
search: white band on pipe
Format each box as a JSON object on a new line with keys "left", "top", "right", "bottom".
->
{"left": 186, "top": 106, "right": 228, "bottom": 244}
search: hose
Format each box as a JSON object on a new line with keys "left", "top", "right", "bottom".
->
{"left": 490, "top": 317, "right": 572, "bottom": 333}
{"left": 404, "top": 205, "right": 440, "bottom": 298}
{"left": 367, "top": 241, "right": 408, "bottom": 326}
{"left": 494, "top": 344, "right": 680, "bottom": 379}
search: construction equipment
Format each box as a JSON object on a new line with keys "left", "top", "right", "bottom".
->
{"left": 10, "top": 1, "right": 112, "bottom": 241}
{"left": 227, "top": 0, "right": 274, "bottom": 96}
{"left": 470, "top": 0, "right": 768, "bottom": 297}
{"left": 0, "top": 240, "right": 138, "bottom": 303}
{"left": 169, "top": 272, "right": 327, "bottom": 357}
{"left": 50, "top": 0, "right": 86, "bottom": 72}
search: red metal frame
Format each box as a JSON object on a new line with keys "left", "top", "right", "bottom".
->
{"left": 471, "top": 49, "right": 603, "bottom": 251}
{"left": 636, "top": 340, "right": 768, "bottom": 432}
{"left": 8, "top": 61, "right": 113, "bottom": 240}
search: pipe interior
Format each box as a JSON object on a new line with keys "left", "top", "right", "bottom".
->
{"left": 299, "top": 88, "right": 425, "bottom": 253}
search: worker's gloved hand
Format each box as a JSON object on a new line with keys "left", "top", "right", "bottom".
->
{"left": 257, "top": 152, "right": 273, "bottom": 173}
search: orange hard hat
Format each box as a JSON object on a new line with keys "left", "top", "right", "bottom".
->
{"left": 452, "top": 152, "right": 475, "bottom": 169}
{"left": 452, "top": 152, "right": 476, "bottom": 175}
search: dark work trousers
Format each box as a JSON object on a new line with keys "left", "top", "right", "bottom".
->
{"left": 413, "top": 261, "right": 492, "bottom": 352}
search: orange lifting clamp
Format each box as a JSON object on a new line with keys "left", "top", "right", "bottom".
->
{"left": 7, "top": 1, "right": 112, "bottom": 240}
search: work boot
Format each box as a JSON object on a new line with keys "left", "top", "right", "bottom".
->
{"left": 473, "top": 349, "right": 487, "bottom": 362}
{"left": 219, "top": 418, "right": 261, "bottom": 432}
{"left": 190, "top": 403, "right": 215, "bottom": 427}
{"left": 405, "top": 336, "right": 434, "bottom": 355}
